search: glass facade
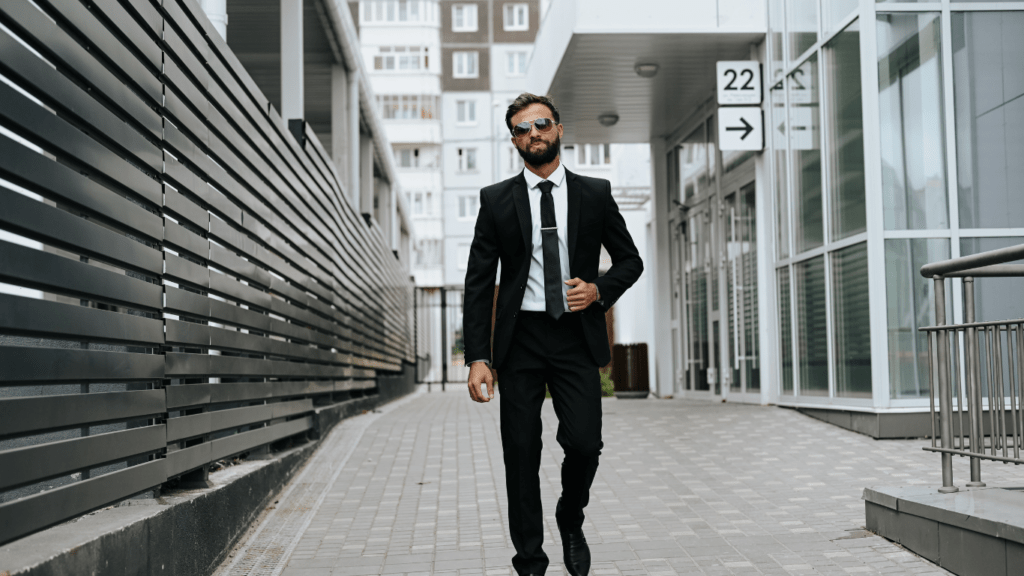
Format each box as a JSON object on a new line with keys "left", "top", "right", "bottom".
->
{"left": 761, "top": 0, "right": 1024, "bottom": 407}
{"left": 659, "top": 0, "right": 1024, "bottom": 409}
{"left": 952, "top": 12, "right": 1024, "bottom": 230}
{"left": 831, "top": 243, "right": 871, "bottom": 397}
{"left": 790, "top": 53, "right": 823, "bottom": 253}
{"left": 877, "top": 13, "right": 948, "bottom": 230}
{"left": 885, "top": 238, "right": 949, "bottom": 399}
{"left": 795, "top": 256, "right": 828, "bottom": 396}
{"left": 824, "top": 21, "right": 866, "bottom": 242}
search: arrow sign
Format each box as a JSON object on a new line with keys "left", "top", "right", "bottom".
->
{"left": 725, "top": 117, "right": 754, "bottom": 140}
{"left": 718, "top": 107, "right": 763, "bottom": 151}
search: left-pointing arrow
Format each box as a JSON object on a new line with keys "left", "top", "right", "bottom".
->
{"left": 725, "top": 117, "right": 754, "bottom": 140}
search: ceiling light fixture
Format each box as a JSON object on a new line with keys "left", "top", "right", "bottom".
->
{"left": 634, "top": 63, "right": 659, "bottom": 78}
{"left": 598, "top": 113, "right": 619, "bottom": 127}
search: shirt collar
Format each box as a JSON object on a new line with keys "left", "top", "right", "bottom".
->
{"left": 522, "top": 162, "right": 566, "bottom": 191}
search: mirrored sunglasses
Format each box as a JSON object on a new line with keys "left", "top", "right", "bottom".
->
{"left": 511, "top": 117, "right": 555, "bottom": 137}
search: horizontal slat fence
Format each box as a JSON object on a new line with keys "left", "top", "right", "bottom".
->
{"left": 0, "top": 0, "right": 412, "bottom": 545}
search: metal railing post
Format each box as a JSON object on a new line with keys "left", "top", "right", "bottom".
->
{"left": 440, "top": 286, "right": 447, "bottom": 391}
{"left": 963, "top": 277, "right": 986, "bottom": 486}
{"left": 934, "top": 276, "right": 959, "bottom": 493}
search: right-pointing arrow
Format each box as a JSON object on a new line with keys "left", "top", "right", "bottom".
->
{"left": 725, "top": 117, "right": 754, "bottom": 140}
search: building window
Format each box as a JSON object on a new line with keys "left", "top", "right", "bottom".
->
{"left": 409, "top": 191, "right": 435, "bottom": 216}
{"left": 952, "top": 11, "right": 1024, "bottom": 229}
{"left": 503, "top": 3, "right": 528, "bottom": 31}
{"left": 831, "top": 242, "right": 871, "bottom": 398}
{"left": 506, "top": 51, "right": 527, "bottom": 77}
{"left": 823, "top": 20, "right": 865, "bottom": 242}
{"left": 457, "top": 148, "right": 477, "bottom": 172}
{"left": 457, "top": 244, "right": 471, "bottom": 270}
{"left": 376, "top": 95, "right": 440, "bottom": 120}
{"left": 507, "top": 146, "right": 524, "bottom": 173}
{"left": 789, "top": 53, "right": 823, "bottom": 254}
{"left": 452, "top": 51, "right": 478, "bottom": 78}
{"left": 786, "top": 0, "right": 818, "bottom": 64}
{"left": 576, "top": 143, "right": 611, "bottom": 166}
{"left": 456, "top": 99, "right": 476, "bottom": 125}
{"left": 778, "top": 267, "right": 793, "bottom": 395}
{"left": 794, "top": 256, "right": 828, "bottom": 396}
{"left": 416, "top": 238, "right": 442, "bottom": 266}
{"left": 363, "top": 1, "right": 435, "bottom": 23}
{"left": 452, "top": 3, "right": 478, "bottom": 32}
{"left": 458, "top": 195, "right": 479, "bottom": 220}
{"left": 398, "top": 148, "right": 420, "bottom": 168}
{"left": 884, "top": 238, "right": 949, "bottom": 399}
{"left": 877, "top": 13, "right": 948, "bottom": 231}
{"left": 374, "top": 46, "right": 429, "bottom": 71}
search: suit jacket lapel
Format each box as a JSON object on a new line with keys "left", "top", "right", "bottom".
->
{"left": 566, "top": 169, "right": 581, "bottom": 271}
{"left": 511, "top": 172, "right": 532, "bottom": 253}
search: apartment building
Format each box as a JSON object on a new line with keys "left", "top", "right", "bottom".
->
{"left": 439, "top": 0, "right": 541, "bottom": 288}
{"left": 352, "top": 0, "right": 445, "bottom": 288}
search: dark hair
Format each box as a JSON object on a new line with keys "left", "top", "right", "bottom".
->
{"left": 505, "top": 93, "right": 560, "bottom": 135}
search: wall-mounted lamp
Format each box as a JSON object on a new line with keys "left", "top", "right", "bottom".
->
{"left": 598, "top": 113, "right": 619, "bottom": 127}
{"left": 634, "top": 63, "right": 659, "bottom": 78}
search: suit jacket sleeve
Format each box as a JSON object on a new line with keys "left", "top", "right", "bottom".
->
{"left": 592, "top": 181, "right": 643, "bottom": 310}
{"left": 463, "top": 188, "right": 500, "bottom": 364}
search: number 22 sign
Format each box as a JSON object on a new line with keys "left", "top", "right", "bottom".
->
{"left": 717, "top": 61, "right": 762, "bottom": 106}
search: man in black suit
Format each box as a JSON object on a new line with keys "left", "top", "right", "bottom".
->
{"left": 463, "top": 93, "right": 644, "bottom": 576}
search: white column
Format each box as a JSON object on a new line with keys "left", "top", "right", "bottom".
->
{"left": 360, "top": 134, "right": 374, "bottom": 218}
{"left": 860, "top": 0, "right": 891, "bottom": 409}
{"left": 330, "top": 64, "right": 349, "bottom": 185}
{"left": 349, "top": 72, "right": 361, "bottom": 207}
{"left": 650, "top": 137, "right": 674, "bottom": 398}
{"left": 280, "top": 0, "right": 303, "bottom": 123}
{"left": 754, "top": 133, "right": 778, "bottom": 406}
{"left": 390, "top": 186, "right": 399, "bottom": 250}
{"left": 752, "top": 39, "right": 777, "bottom": 406}
{"left": 199, "top": 0, "right": 228, "bottom": 40}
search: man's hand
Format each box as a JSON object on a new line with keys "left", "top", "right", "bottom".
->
{"left": 467, "top": 361, "right": 495, "bottom": 403}
{"left": 565, "top": 278, "right": 599, "bottom": 312}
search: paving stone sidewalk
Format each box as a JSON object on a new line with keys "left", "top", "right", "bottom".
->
{"left": 216, "top": 388, "right": 1024, "bottom": 576}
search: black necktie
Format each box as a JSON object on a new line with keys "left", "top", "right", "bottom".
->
{"left": 538, "top": 180, "right": 563, "bottom": 320}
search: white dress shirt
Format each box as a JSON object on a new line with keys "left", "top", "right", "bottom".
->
{"left": 521, "top": 164, "right": 570, "bottom": 313}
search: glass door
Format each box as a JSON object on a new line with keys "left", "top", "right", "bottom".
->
{"left": 724, "top": 182, "right": 761, "bottom": 396}
{"left": 670, "top": 219, "right": 687, "bottom": 396}
{"left": 685, "top": 203, "right": 714, "bottom": 393}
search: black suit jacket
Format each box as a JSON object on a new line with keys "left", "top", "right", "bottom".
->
{"left": 463, "top": 168, "right": 644, "bottom": 370}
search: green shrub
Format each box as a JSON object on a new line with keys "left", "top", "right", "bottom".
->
{"left": 600, "top": 371, "right": 615, "bottom": 397}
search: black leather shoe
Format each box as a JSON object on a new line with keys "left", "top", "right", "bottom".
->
{"left": 559, "top": 528, "right": 590, "bottom": 576}
{"left": 556, "top": 501, "right": 591, "bottom": 576}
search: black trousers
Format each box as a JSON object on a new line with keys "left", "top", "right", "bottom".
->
{"left": 499, "top": 311, "right": 603, "bottom": 576}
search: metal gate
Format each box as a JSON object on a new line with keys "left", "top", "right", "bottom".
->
{"left": 415, "top": 287, "right": 471, "bottom": 388}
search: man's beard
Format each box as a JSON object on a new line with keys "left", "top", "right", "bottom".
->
{"left": 516, "top": 135, "right": 561, "bottom": 166}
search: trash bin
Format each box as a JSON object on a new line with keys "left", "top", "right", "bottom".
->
{"left": 611, "top": 343, "right": 649, "bottom": 398}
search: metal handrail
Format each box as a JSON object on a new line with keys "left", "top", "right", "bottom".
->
{"left": 919, "top": 244, "right": 1024, "bottom": 277}
{"left": 919, "top": 242, "right": 1024, "bottom": 494}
